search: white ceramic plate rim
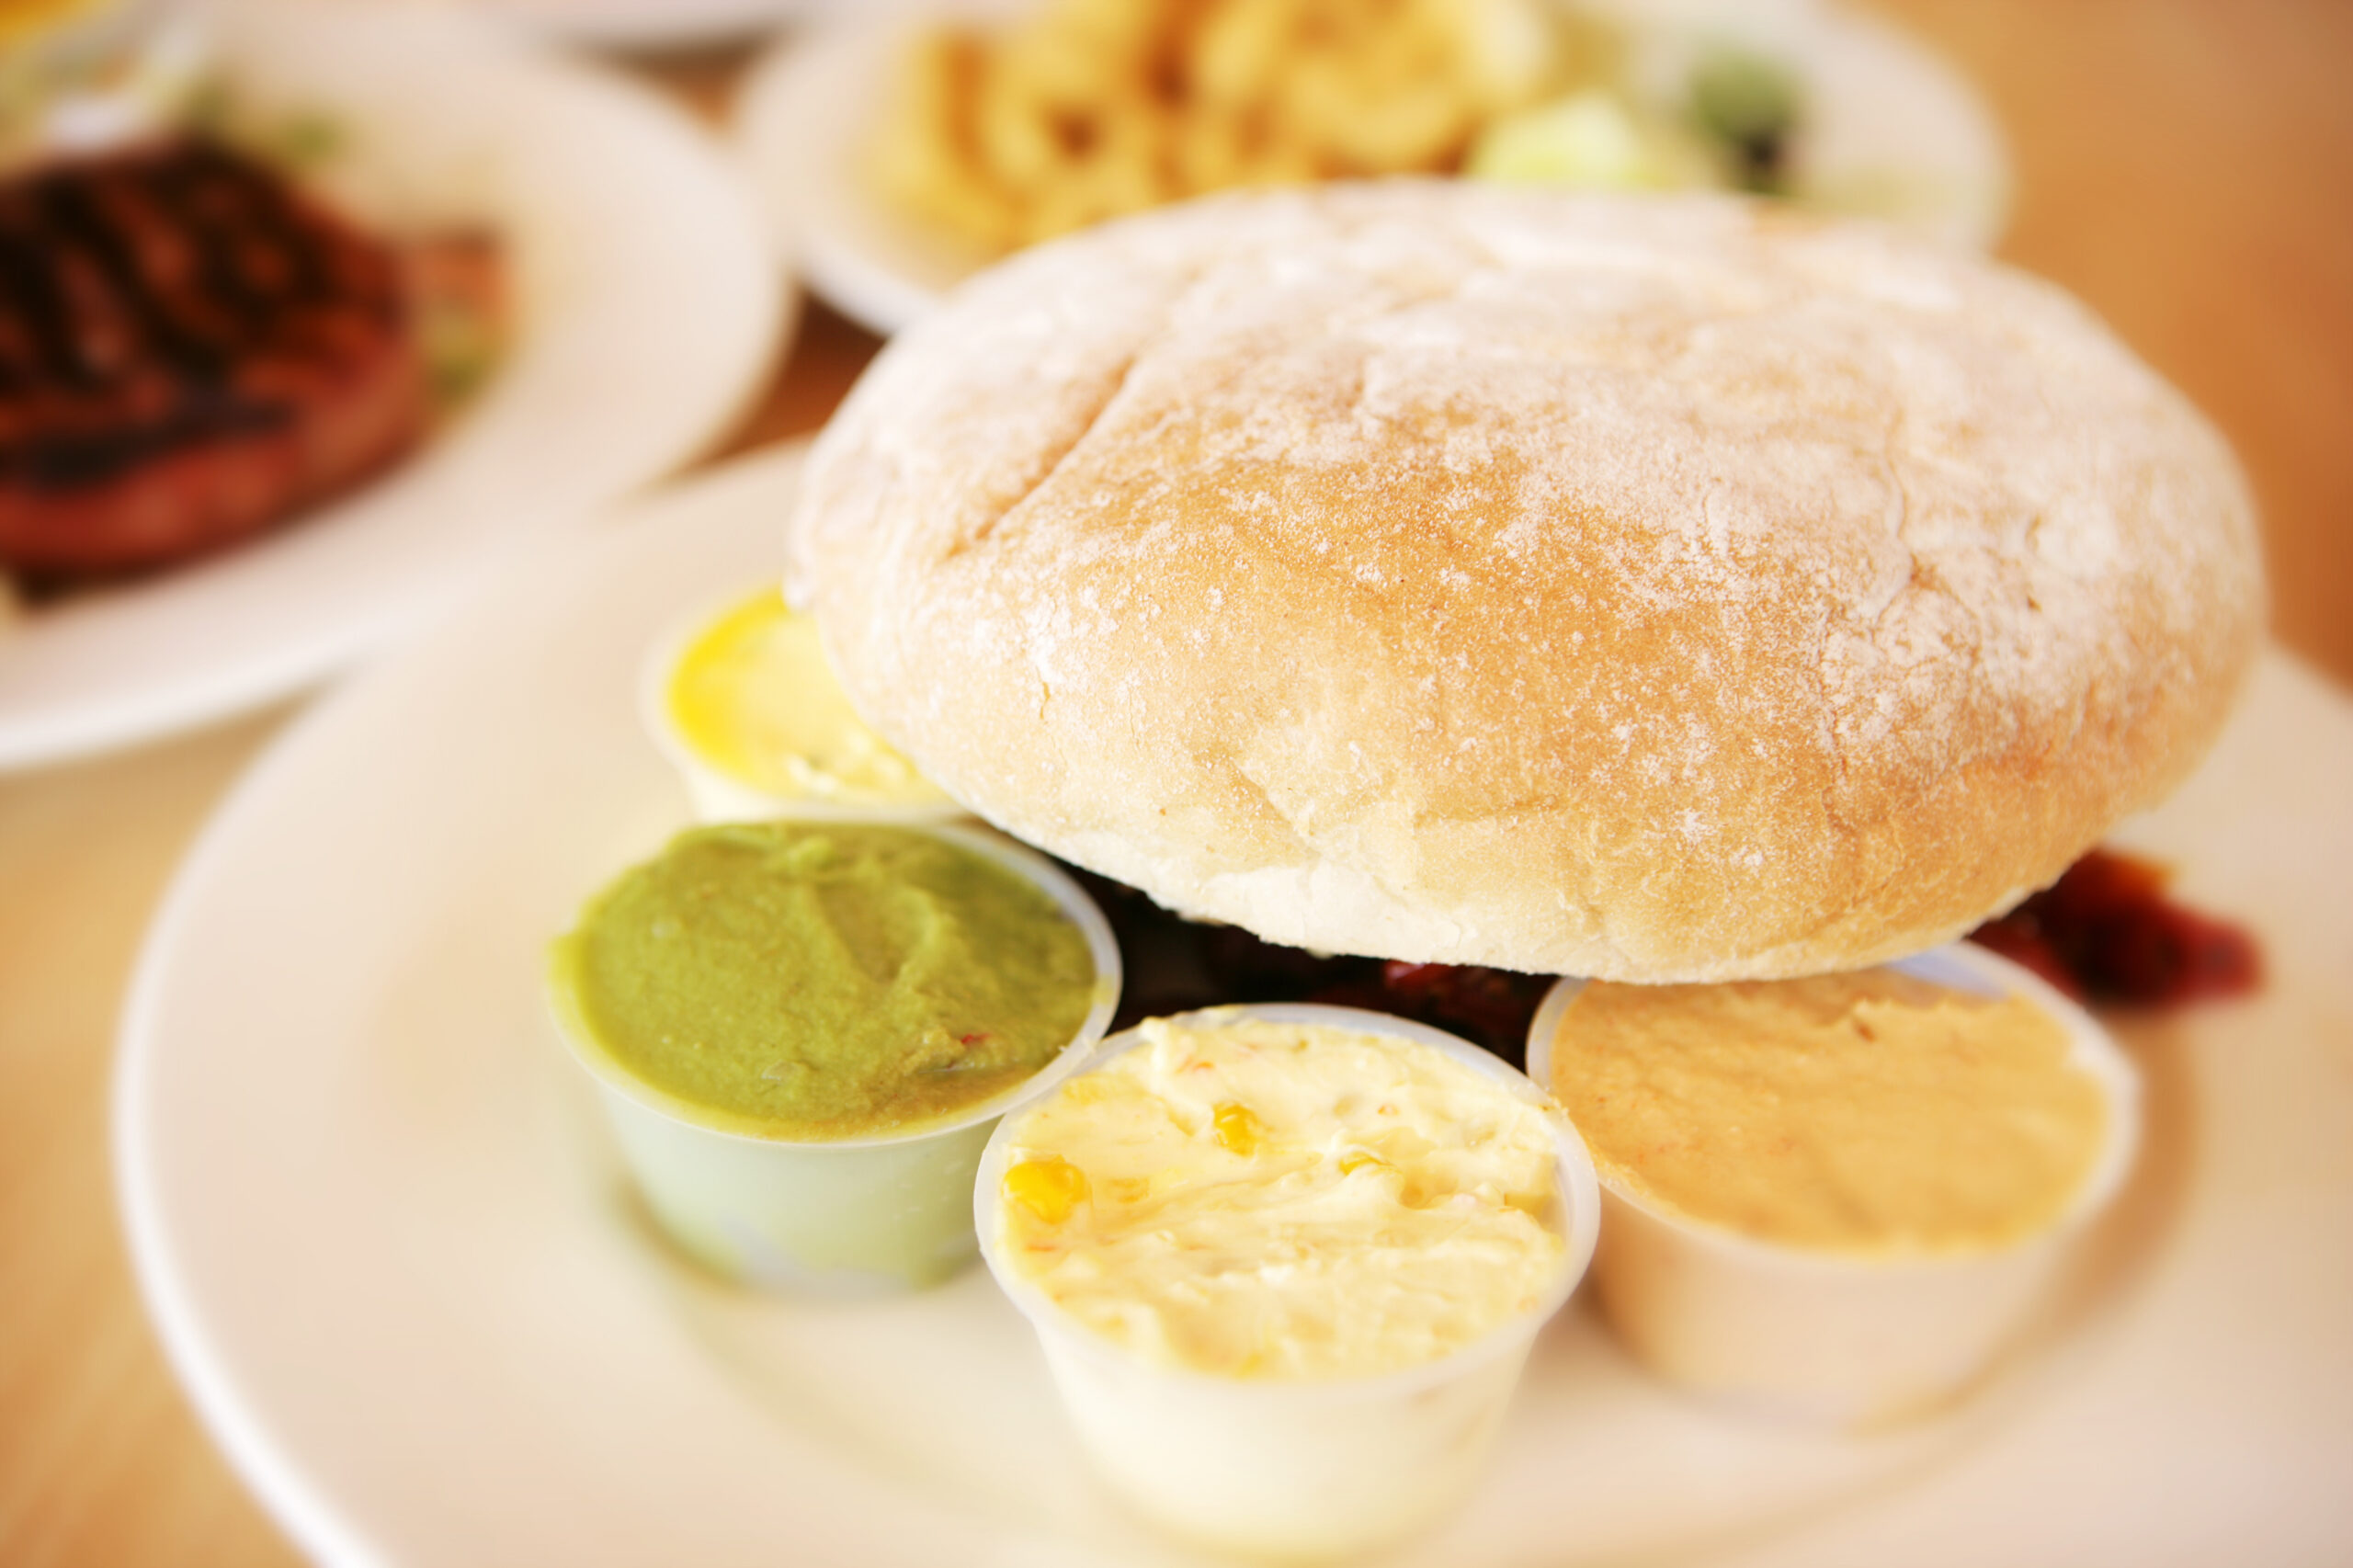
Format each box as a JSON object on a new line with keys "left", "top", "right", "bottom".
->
{"left": 456, "top": 0, "right": 979, "bottom": 51}
{"left": 0, "top": 0, "right": 789, "bottom": 772}
{"left": 461, "top": 0, "right": 803, "bottom": 51}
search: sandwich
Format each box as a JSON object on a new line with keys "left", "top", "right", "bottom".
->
{"left": 784, "top": 183, "right": 2263, "bottom": 988}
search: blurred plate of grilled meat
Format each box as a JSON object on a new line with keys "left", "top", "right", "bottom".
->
{"left": 0, "top": 0, "right": 788, "bottom": 770}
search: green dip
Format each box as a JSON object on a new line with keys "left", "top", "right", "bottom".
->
{"left": 551, "top": 822, "right": 1098, "bottom": 1141}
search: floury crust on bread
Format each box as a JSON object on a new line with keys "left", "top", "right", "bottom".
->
{"left": 788, "top": 185, "right": 2265, "bottom": 983}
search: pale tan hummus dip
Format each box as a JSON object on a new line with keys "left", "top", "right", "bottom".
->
{"left": 1545, "top": 969, "right": 2108, "bottom": 1255}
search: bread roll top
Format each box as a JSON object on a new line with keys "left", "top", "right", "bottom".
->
{"left": 789, "top": 184, "right": 2263, "bottom": 982}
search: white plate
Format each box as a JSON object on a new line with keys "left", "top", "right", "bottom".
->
{"left": 449, "top": 0, "right": 806, "bottom": 51}
{"left": 117, "top": 444, "right": 2353, "bottom": 1566}
{"left": 410, "top": 0, "right": 976, "bottom": 52}
{"left": 733, "top": 1, "right": 2009, "bottom": 338}
{"left": 0, "top": 0, "right": 789, "bottom": 772}
{"left": 449, "top": 0, "right": 963, "bottom": 52}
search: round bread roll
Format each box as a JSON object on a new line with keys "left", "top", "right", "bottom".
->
{"left": 789, "top": 185, "right": 2264, "bottom": 983}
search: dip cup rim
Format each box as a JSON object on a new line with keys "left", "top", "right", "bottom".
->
{"left": 549, "top": 818, "right": 1123, "bottom": 1151}
{"left": 976, "top": 1000, "right": 1603, "bottom": 1402}
{"left": 1523, "top": 941, "right": 2143, "bottom": 1274}
{"left": 639, "top": 582, "right": 969, "bottom": 824}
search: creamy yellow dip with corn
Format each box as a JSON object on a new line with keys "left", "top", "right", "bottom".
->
{"left": 665, "top": 589, "right": 953, "bottom": 808}
{"left": 994, "top": 1014, "right": 1567, "bottom": 1381}
{"left": 1545, "top": 970, "right": 2109, "bottom": 1256}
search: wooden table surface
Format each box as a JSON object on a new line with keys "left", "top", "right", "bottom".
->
{"left": 3, "top": 5, "right": 2347, "bottom": 1562}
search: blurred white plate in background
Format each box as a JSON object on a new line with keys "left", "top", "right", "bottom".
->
{"left": 458, "top": 0, "right": 980, "bottom": 51}
{"left": 116, "top": 446, "right": 2353, "bottom": 1567}
{"left": 0, "top": 0, "right": 789, "bottom": 771}
{"left": 734, "top": 1, "right": 2008, "bottom": 339}
{"left": 458, "top": 0, "right": 805, "bottom": 51}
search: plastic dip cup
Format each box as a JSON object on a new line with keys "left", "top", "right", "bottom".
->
{"left": 1526, "top": 941, "right": 2142, "bottom": 1426}
{"left": 977, "top": 1003, "right": 1602, "bottom": 1559}
{"left": 641, "top": 585, "right": 968, "bottom": 825}
{"left": 551, "top": 823, "right": 1120, "bottom": 1291}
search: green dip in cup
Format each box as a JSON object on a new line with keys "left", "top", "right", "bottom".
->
{"left": 550, "top": 820, "right": 1119, "bottom": 1288}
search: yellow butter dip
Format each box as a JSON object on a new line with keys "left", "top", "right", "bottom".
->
{"left": 1546, "top": 970, "right": 2109, "bottom": 1256}
{"left": 665, "top": 589, "right": 952, "bottom": 807}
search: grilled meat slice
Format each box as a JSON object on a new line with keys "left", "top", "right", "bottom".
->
{"left": 0, "top": 136, "right": 426, "bottom": 576}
